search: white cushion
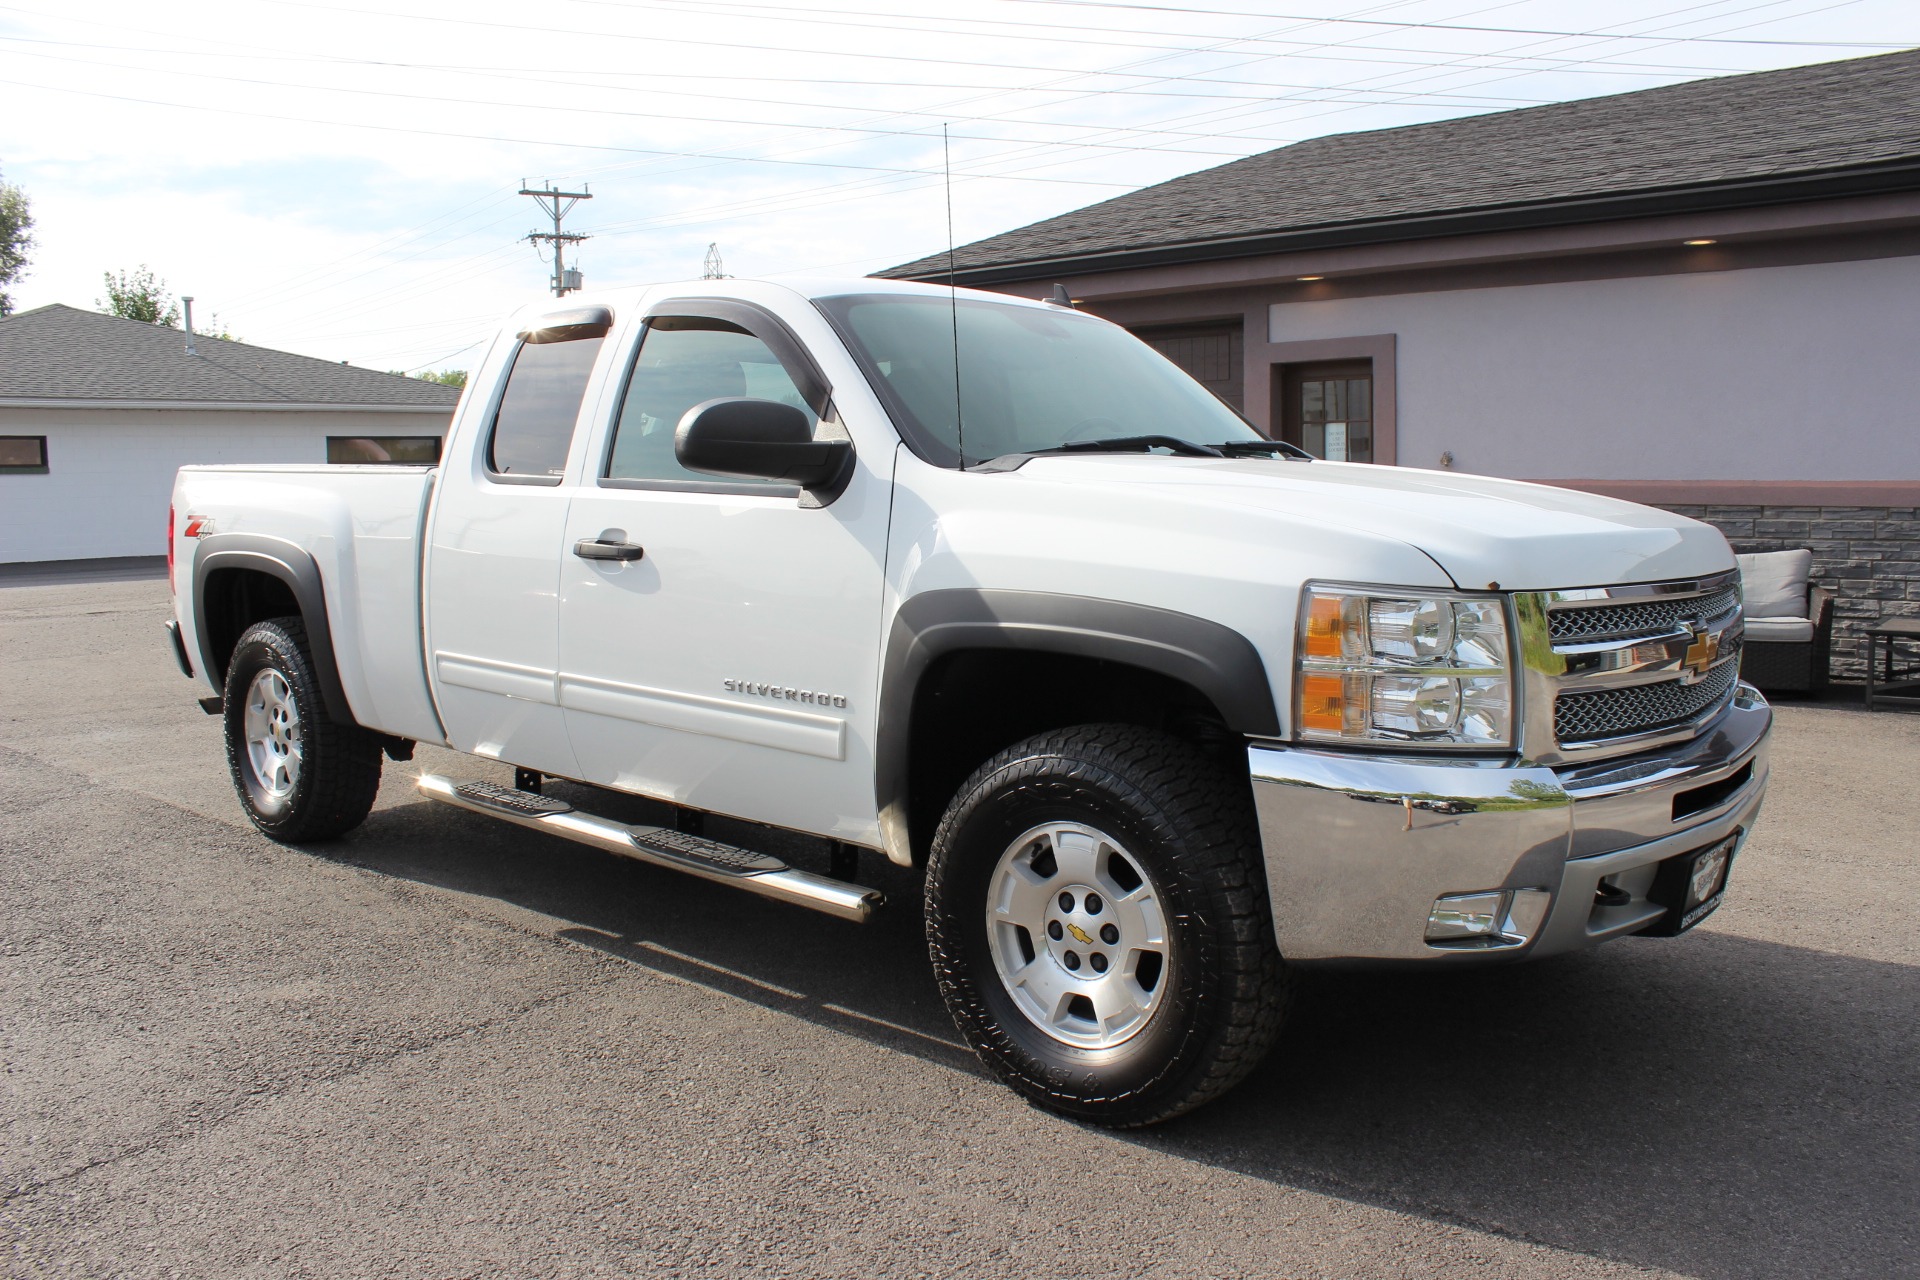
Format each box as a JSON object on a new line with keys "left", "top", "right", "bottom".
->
{"left": 1737, "top": 549, "right": 1813, "bottom": 619}
{"left": 1744, "top": 616, "right": 1815, "bottom": 643}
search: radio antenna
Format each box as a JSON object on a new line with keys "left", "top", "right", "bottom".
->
{"left": 944, "top": 123, "right": 964, "bottom": 467}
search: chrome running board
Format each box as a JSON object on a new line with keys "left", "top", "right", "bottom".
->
{"left": 416, "top": 774, "right": 883, "bottom": 923}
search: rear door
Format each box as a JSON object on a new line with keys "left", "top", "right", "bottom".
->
{"left": 555, "top": 297, "right": 893, "bottom": 845}
{"left": 423, "top": 306, "right": 613, "bottom": 775}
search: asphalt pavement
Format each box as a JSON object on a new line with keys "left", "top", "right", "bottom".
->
{"left": 2, "top": 567, "right": 1916, "bottom": 1279}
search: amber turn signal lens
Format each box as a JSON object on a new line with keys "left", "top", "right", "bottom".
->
{"left": 1300, "top": 673, "right": 1346, "bottom": 731}
{"left": 1304, "top": 594, "right": 1344, "bottom": 659}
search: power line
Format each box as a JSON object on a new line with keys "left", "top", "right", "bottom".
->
{"left": 3, "top": 0, "right": 1863, "bottom": 206}
{"left": 0, "top": 0, "right": 1645, "bottom": 224}
{"left": 401, "top": 339, "right": 486, "bottom": 375}
{"left": 534, "top": 0, "right": 1767, "bottom": 210}
{"left": 15, "top": 0, "right": 1883, "bottom": 365}
{"left": 920, "top": 0, "right": 1860, "bottom": 185}
{"left": 565, "top": 0, "right": 1879, "bottom": 61}
{"left": 0, "top": 15, "right": 1768, "bottom": 100}
{"left": 599, "top": 0, "right": 1743, "bottom": 264}
{"left": 997, "top": 0, "right": 1914, "bottom": 46}
{"left": 0, "top": 0, "right": 1801, "bottom": 221}
{"left": 0, "top": 75, "right": 1144, "bottom": 187}
{"left": 0, "top": 0, "right": 1728, "bottom": 301}
{"left": 0, "top": 35, "right": 1560, "bottom": 139}
{"left": 219, "top": 0, "right": 1877, "bottom": 324}
{"left": 0, "top": 33, "right": 1560, "bottom": 106}
{"left": 221, "top": 190, "right": 523, "bottom": 311}
{"left": 250, "top": 0, "right": 1812, "bottom": 90}
{"left": 0, "top": 43, "right": 1278, "bottom": 156}
{"left": 266, "top": 242, "right": 533, "bottom": 338}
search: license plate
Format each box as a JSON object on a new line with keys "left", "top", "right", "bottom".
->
{"left": 1643, "top": 836, "right": 1738, "bottom": 936}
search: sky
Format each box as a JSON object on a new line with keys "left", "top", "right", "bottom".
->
{"left": 1, "top": 0, "right": 1914, "bottom": 375}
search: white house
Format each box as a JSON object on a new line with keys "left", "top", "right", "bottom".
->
{"left": 0, "top": 304, "right": 460, "bottom": 564}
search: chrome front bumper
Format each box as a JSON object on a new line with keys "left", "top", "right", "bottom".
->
{"left": 1248, "top": 684, "right": 1772, "bottom": 965}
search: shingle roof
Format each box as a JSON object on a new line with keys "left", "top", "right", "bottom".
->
{"left": 0, "top": 304, "right": 460, "bottom": 408}
{"left": 881, "top": 49, "right": 1920, "bottom": 283}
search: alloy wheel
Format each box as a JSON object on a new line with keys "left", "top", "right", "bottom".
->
{"left": 983, "top": 821, "right": 1172, "bottom": 1050}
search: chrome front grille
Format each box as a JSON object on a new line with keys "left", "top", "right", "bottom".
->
{"left": 1517, "top": 569, "right": 1745, "bottom": 763}
{"left": 1554, "top": 660, "right": 1739, "bottom": 744}
{"left": 1547, "top": 585, "right": 1740, "bottom": 644}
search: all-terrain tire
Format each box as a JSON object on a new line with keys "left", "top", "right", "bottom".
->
{"left": 223, "top": 617, "right": 382, "bottom": 843}
{"left": 925, "top": 724, "right": 1288, "bottom": 1126}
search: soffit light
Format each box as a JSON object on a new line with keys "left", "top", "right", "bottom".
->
{"left": 1683, "top": 238, "right": 1717, "bottom": 246}
{"left": 1296, "top": 275, "right": 1325, "bottom": 281}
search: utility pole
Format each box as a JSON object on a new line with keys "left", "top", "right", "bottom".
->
{"left": 702, "top": 243, "right": 728, "bottom": 280}
{"left": 519, "top": 181, "right": 592, "bottom": 297}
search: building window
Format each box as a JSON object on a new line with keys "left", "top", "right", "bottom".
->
{"left": 1132, "top": 323, "right": 1244, "bottom": 410}
{"left": 1280, "top": 362, "right": 1373, "bottom": 462}
{"left": 326, "top": 436, "right": 443, "bottom": 465}
{"left": 0, "top": 435, "right": 48, "bottom": 474}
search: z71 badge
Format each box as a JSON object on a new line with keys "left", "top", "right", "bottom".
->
{"left": 724, "top": 679, "right": 848, "bottom": 710}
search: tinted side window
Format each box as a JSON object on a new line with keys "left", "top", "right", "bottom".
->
{"left": 605, "top": 318, "right": 817, "bottom": 485}
{"left": 487, "top": 335, "right": 605, "bottom": 478}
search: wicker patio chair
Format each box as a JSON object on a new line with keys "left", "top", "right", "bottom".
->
{"left": 1736, "top": 550, "right": 1833, "bottom": 694}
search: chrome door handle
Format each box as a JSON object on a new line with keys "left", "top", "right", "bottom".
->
{"left": 573, "top": 537, "right": 645, "bottom": 561}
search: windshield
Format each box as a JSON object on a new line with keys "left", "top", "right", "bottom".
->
{"left": 815, "top": 292, "right": 1265, "bottom": 466}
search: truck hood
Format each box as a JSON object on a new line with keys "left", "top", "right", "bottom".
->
{"left": 1013, "top": 455, "right": 1730, "bottom": 591}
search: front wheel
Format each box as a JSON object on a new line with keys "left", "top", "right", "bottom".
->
{"left": 223, "top": 617, "right": 382, "bottom": 843}
{"left": 924, "top": 725, "right": 1287, "bottom": 1126}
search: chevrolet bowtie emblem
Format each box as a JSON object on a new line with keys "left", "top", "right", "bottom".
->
{"left": 1682, "top": 626, "right": 1721, "bottom": 679}
{"left": 1065, "top": 922, "right": 1094, "bottom": 945}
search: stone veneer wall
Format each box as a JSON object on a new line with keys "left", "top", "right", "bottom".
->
{"left": 1662, "top": 504, "right": 1920, "bottom": 681}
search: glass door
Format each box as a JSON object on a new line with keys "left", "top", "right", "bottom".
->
{"left": 1280, "top": 362, "right": 1373, "bottom": 462}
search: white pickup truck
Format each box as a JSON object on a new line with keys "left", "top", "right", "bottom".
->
{"left": 166, "top": 277, "right": 1769, "bottom": 1125}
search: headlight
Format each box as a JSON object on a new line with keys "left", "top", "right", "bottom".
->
{"left": 1296, "top": 584, "right": 1513, "bottom": 747}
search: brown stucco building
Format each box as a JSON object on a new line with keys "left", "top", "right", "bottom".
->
{"left": 881, "top": 50, "right": 1920, "bottom": 679}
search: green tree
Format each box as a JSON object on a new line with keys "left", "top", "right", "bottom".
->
{"left": 99, "top": 265, "right": 180, "bottom": 327}
{"left": 391, "top": 368, "right": 467, "bottom": 388}
{"left": 0, "top": 168, "right": 32, "bottom": 318}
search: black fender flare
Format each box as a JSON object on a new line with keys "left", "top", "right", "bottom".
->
{"left": 191, "top": 532, "right": 357, "bottom": 725}
{"left": 874, "top": 589, "right": 1280, "bottom": 862}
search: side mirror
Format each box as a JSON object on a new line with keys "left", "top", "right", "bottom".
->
{"left": 675, "top": 397, "right": 853, "bottom": 493}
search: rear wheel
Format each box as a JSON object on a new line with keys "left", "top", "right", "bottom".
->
{"left": 924, "top": 724, "right": 1287, "bottom": 1126}
{"left": 223, "top": 617, "right": 382, "bottom": 842}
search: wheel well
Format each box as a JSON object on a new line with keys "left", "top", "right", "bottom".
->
{"left": 903, "top": 649, "right": 1242, "bottom": 863}
{"left": 201, "top": 567, "right": 301, "bottom": 686}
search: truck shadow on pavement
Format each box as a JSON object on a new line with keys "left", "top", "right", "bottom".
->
{"left": 340, "top": 789, "right": 1917, "bottom": 1280}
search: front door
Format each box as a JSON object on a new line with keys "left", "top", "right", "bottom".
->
{"left": 555, "top": 303, "right": 893, "bottom": 846}
{"left": 1280, "top": 361, "right": 1374, "bottom": 462}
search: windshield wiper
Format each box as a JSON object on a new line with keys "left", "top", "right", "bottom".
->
{"left": 972, "top": 434, "right": 1240, "bottom": 472}
{"left": 1026, "top": 435, "right": 1225, "bottom": 459}
{"left": 1207, "top": 439, "right": 1314, "bottom": 460}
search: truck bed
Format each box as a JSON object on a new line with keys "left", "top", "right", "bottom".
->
{"left": 171, "top": 464, "right": 444, "bottom": 744}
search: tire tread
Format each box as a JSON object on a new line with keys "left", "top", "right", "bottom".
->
{"left": 925, "top": 723, "right": 1287, "bottom": 1126}
{"left": 223, "top": 617, "right": 382, "bottom": 843}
